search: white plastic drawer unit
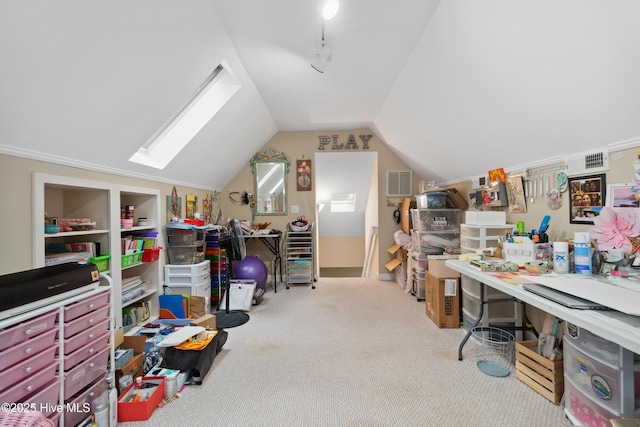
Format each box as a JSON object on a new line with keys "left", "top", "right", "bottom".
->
{"left": 459, "top": 224, "right": 513, "bottom": 239}
{"left": 0, "top": 310, "right": 57, "bottom": 348}
{"left": 165, "top": 260, "right": 210, "bottom": 277}
{"left": 564, "top": 322, "right": 623, "bottom": 366}
{"left": 563, "top": 338, "right": 625, "bottom": 411}
{"left": 564, "top": 374, "right": 622, "bottom": 427}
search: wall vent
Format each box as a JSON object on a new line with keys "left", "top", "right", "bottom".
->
{"left": 471, "top": 175, "right": 490, "bottom": 190}
{"left": 386, "top": 170, "right": 412, "bottom": 196}
{"left": 565, "top": 149, "right": 609, "bottom": 176}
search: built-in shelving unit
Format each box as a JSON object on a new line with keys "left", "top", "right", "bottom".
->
{"left": 33, "top": 173, "right": 163, "bottom": 335}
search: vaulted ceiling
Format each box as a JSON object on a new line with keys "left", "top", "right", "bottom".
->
{"left": 2, "top": 1, "right": 639, "bottom": 190}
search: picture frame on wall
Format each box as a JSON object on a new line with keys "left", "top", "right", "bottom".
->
{"left": 506, "top": 176, "right": 527, "bottom": 213}
{"left": 606, "top": 183, "right": 639, "bottom": 208}
{"left": 568, "top": 174, "right": 606, "bottom": 224}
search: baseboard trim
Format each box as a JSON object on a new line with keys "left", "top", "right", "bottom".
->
{"left": 377, "top": 273, "right": 394, "bottom": 281}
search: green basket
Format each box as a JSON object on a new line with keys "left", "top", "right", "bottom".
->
{"left": 121, "top": 252, "right": 143, "bottom": 268}
{"left": 89, "top": 254, "right": 111, "bottom": 272}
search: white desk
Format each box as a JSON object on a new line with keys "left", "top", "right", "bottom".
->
{"left": 445, "top": 260, "right": 640, "bottom": 356}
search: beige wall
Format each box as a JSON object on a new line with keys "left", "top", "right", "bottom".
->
{"left": 220, "top": 129, "right": 420, "bottom": 278}
{"left": 318, "top": 237, "right": 366, "bottom": 268}
{"left": 0, "top": 153, "right": 213, "bottom": 275}
{"left": 454, "top": 147, "right": 640, "bottom": 240}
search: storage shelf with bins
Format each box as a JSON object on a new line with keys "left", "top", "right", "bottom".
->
{"left": 410, "top": 208, "right": 462, "bottom": 254}
{"left": 285, "top": 223, "right": 315, "bottom": 287}
{"left": 460, "top": 223, "right": 515, "bottom": 254}
{"left": 118, "top": 188, "right": 162, "bottom": 335}
{"left": 33, "top": 174, "right": 163, "bottom": 337}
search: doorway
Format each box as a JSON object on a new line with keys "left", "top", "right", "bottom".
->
{"left": 314, "top": 152, "right": 378, "bottom": 278}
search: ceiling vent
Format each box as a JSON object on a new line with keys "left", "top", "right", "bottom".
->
{"left": 386, "top": 171, "right": 412, "bottom": 196}
{"left": 565, "top": 149, "right": 609, "bottom": 177}
{"left": 471, "top": 174, "right": 490, "bottom": 190}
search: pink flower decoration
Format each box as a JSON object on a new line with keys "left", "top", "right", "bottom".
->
{"left": 589, "top": 207, "right": 640, "bottom": 253}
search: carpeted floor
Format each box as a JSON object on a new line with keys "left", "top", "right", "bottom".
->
{"left": 120, "top": 277, "right": 572, "bottom": 427}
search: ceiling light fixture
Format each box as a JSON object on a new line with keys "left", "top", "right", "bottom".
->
{"left": 322, "top": 0, "right": 339, "bottom": 20}
{"left": 311, "top": 21, "right": 332, "bottom": 73}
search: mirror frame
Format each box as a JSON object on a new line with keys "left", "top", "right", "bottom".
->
{"left": 250, "top": 148, "right": 290, "bottom": 216}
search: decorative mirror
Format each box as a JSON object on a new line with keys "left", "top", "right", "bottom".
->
{"left": 250, "top": 148, "right": 290, "bottom": 216}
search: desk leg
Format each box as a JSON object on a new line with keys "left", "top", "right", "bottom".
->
{"left": 274, "top": 251, "right": 281, "bottom": 293}
{"left": 458, "top": 282, "right": 485, "bottom": 361}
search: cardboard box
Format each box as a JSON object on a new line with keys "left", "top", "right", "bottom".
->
{"left": 116, "top": 335, "right": 146, "bottom": 387}
{"left": 118, "top": 376, "right": 165, "bottom": 421}
{"left": 385, "top": 243, "right": 406, "bottom": 273}
{"left": 400, "top": 197, "right": 414, "bottom": 235}
{"left": 191, "top": 314, "right": 216, "bottom": 329}
{"left": 464, "top": 210, "right": 506, "bottom": 225}
{"left": 446, "top": 188, "right": 469, "bottom": 210}
{"left": 425, "top": 272, "right": 460, "bottom": 328}
{"left": 515, "top": 341, "right": 564, "bottom": 404}
{"left": 112, "top": 327, "right": 124, "bottom": 348}
{"left": 427, "top": 255, "right": 461, "bottom": 278}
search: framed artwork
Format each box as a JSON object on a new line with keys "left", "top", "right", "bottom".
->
{"left": 186, "top": 194, "right": 198, "bottom": 219}
{"left": 568, "top": 174, "right": 606, "bottom": 224}
{"left": 166, "top": 186, "right": 182, "bottom": 222}
{"left": 296, "top": 159, "right": 312, "bottom": 191}
{"left": 606, "top": 183, "right": 639, "bottom": 208}
{"left": 506, "top": 176, "right": 527, "bottom": 213}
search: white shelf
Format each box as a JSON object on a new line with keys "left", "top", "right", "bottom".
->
{"left": 33, "top": 173, "right": 163, "bottom": 331}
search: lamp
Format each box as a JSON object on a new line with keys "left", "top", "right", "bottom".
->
{"left": 322, "top": 0, "right": 339, "bottom": 20}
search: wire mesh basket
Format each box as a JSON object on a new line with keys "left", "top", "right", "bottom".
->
{"left": 471, "top": 326, "right": 515, "bottom": 377}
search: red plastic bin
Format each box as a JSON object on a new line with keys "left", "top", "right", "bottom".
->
{"left": 142, "top": 247, "right": 162, "bottom": 262}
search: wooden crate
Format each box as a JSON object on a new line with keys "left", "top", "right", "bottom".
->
{"left": 515, "top": 340, "right": 564, "bottom": 404}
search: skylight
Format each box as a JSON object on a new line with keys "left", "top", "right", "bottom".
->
{"left": 330, "top": 193, "right": 357, "bottom": 212}
{"left": 129, "top": 61, "right": 241, "bottom": 169}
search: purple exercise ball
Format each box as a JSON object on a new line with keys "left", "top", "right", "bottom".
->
{"left": 232, "top": 256, "right": 268, "bottom": 289}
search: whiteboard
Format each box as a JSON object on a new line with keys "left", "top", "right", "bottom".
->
{"left": 528, "top": 276, "right": 640, "bottom": 316}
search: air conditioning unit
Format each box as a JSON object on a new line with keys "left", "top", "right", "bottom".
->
{"left": 565, "top": 149, "right": 609, "bottom": 176}
{"left": 471, "top": 175, "right": 490, "bottom": 190}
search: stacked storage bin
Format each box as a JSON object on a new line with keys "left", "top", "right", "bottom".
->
{"left": 164, "top": 224, "right": 211, "bottom": 314}
{"left": 563, "top": 322, "right": 640, "bottom": 426}
{"left": 459, "top": 211, "right": 522, "bottom": 339}
{"left": 164, "top": 223, "right": 206, "bottom": 265}
{"left": 409, "top": 195, "right": 462, "bottom": 301}
{"left": 205, "top": 230, "right": 228, "bottom": 309}
{"left": 164, "top": 261, "right": 211, "bottom": 315}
